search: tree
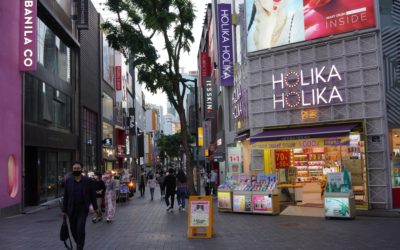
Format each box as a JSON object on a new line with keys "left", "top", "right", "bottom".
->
{"left": 102, "top": 0, "right": 197, "bottom": 194}
{"left": 157, "top": 132, "right": 195, "bottom": 167}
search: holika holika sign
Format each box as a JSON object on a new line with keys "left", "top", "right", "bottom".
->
{"left": 272, "top": 65, "right": 344, "bottom": 109}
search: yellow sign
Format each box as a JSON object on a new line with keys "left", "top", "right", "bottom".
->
{"left": 198, "top": 127, "right": 204, "bottom": 147}
{"left": 252, "top": 138, "right": 325, "bottom": 149}
{"left": 301, "top": 109, "right": 318, "bottom": 121}
{"left": 188, "top": 196, "right": 213, "bottom": 239}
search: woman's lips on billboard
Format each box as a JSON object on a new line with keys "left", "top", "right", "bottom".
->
{"left": 8, "top": 155, "right": 18, "bottom": 198}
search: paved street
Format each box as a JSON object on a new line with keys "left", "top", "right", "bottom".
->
{"left": 1, "top": 189, "right": 400, "bottom": 250}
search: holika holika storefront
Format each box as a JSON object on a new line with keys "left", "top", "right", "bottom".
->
{"left": 250, "top": 123, "right": 368, "bottom": 210}
{"left": 246, "top": 30, "right": 396, "bottom": 210}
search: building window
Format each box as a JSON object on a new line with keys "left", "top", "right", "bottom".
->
{"left": 102, "top": 34, "right": 114, "bottom": 87}
{"left": 102, "top": 92, "right": 114, "bottom": 121}
{"left": 83, "top": 108, "right": 98, "bottom": 171}
{"left": 37, "top": 18, "right": 71, "bottom": 83}
{"left": 25, "top": 74, "right": 72, "bottom": 130}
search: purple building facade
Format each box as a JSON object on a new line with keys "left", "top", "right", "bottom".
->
{"left": 0, "top": 1, "right": 22, "bottom": 216}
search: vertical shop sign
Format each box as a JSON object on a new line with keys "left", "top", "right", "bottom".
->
{"left": 274, "top": 150, "right": 291, "bottom": 169}
{"left": 204, "top": 78, "right": 217, "bottom": 119}
{"left": 200, "top": 52, "right": 211, "bottom": 88}
{"left": 77, "top": 0, "right": 89, "bottom": 30}
{"left": 128, "top": 108, "right": 135, "bottom": 135}
{"left": 217, "top": 4, "right": 234, "bottom": 86}
{"left": 115, "top": 66, "right": 122, "bottom": 90}
{"left": 20, "top": 0, "right": 37, "bottom": 71}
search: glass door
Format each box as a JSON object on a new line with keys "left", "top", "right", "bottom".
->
{"left": 46, "top": 152, "right": 58, "bottom": 200}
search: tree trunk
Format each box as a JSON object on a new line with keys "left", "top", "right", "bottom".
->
{"left": 176, "top": 106, "right": 197, "bottom": 195}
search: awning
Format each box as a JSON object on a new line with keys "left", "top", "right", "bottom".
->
{"left": 234, "top": 130, "right": 250, "bottom": 142}
{"left": 250, "top": 123, "right": 360, "bottom": 144}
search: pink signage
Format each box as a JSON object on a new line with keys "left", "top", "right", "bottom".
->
{"left": 19, "top": 0, "right": 37, "bottom": 71}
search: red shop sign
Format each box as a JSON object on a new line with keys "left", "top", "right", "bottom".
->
{"left": 275, "top": 150, "right": 291, "bottom": 169}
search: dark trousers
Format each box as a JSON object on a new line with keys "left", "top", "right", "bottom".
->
{"left": 165, "top": 191, "right": 175, "bottom": 208}
{"left": 69, "top": 210, "right": 88, "bottom": 250}
{"left": 139, "top": 184, "right": 145, "bottom": 197}
{"left": 176, "top": 187, "right": 186, "bottom": 208}
{"left": 160, "top": 184, "right": 165, "bottom": 196}
{"left": 150, "top": 188, "right": 155, "bottom": 200}
{"left": 210, "top": 182, "right": 217, "bottom": 196}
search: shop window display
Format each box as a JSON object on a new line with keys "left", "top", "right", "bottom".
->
{"left": 250, "top": 132, "right": 368, "bottom": 209}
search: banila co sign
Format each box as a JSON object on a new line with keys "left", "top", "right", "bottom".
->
{"left": 217, "top": 3, "right": 234, "bottom": 86}
{"left": 20, "top": 0, "right": 37, "bottom": 71}
{"left": 272, "top": 65, "right": 344, "bottom": 109}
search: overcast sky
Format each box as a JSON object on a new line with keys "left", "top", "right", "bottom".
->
{"left": 92, "top": 0, "right": 211, "bottom": 113}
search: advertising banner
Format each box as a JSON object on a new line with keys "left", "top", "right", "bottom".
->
{"left": 227, "top": 147, "right": 243, "bottom": 173}
{"left": 218, "top": 191, "right": 232, "bottom": 209}
{"left": 275, "top": 149, "right": 291, "bottom": 169}
{"left": 190, "top": 200, "right": 210, "bottom": 227}
{"left": 252, "top": 195, "right": 272, "bottom": 212}
{"left": 217, "top": 4, "right": 234, "bottom": 86}
{"left": 233, "top": 194, "right": 252, "bottom": 212}
{"left": 20, "top": 0, "right": 37, "bottom": 71}
{"left": 324, "top": 197, "right": 350, "bottom": 217}
{"left": 246, "top": 0, "right": 376, "bottom": 52}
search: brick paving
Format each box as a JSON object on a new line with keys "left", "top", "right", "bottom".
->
{"left": 1, "top": 188, "right": 400, "bottom": 250}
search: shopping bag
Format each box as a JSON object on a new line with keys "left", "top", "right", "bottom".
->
{"left": 60, "top": 215, "right": 73, "bottom": 249}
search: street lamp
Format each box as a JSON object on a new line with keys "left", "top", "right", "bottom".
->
{"left": 181, "top": 77, "right": 201, "bottom": 195}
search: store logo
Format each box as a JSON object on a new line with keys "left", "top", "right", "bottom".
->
{"left": 272, "top": 65, "right": 344, "bottom": 109}
{"left": 20, "top": 0, "right": 37, "bottom": 71}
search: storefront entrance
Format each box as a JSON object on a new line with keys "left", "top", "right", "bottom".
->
{"left": 250, "top": 123, "right": 368, "bottom": 212}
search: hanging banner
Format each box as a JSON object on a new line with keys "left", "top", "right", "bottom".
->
{"left": 20, "top": 0, "right": 37, "bottom": 71}
{"left": 200, "top": 52, "right": 211, "bottom": 88}
{"left": 115, "top": 66, "right": 122, "bottom": 90}
{"left": 217, "top": 3, "right": 234, "bottom": 86}
{"left": 77, "top": 0, "right": 89, "bottom": 30}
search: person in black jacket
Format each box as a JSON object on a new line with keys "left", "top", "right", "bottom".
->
{"left": 164, "top": 168, "right": 176, "bottom": 212}
{"left": 92, "top": 172, "right": 105, "bottom": 223}
{"left": 62, "top": 161, "right": 98, "bottom": 250}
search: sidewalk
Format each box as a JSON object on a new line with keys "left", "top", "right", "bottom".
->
{"left": 1, "top": 188, "right": 400, "bottom": 249}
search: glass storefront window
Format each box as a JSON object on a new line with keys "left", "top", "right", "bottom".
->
{"left": 102, "top": 34, "right": 114, "bottom": 87}
{"left": 102, "top": 92, "right": 114, "bottom": 121}
{"left": 83, "top": 108, "right": 98, "bottom": 171}
{"left": 25, "top": 74, "right": 72, "bottom": 130}
{"left": 390, "top": 128, "right": 400, "bottom": 187}
{"left": 37, "top": 18, "right": 71, "bottom": 83}
{"left": 251, "top": 132, "right": 368, "bottom": 208}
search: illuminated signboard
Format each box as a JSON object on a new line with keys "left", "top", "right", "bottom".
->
{"left": 272, "top": 65, "right": 344, "bottom": 110}
{"left": 20, "top": 0, "right": 37, "bottom": 71}
{"left": 246, "top": 0, "right": 376, "bottom": 52}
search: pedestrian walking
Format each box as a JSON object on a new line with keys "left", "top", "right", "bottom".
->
{"left": 92, "top": 172, "right": 105, "bottom": 223}
{"left": 62, "top": 161, "right": 98, "bottom": 250}
{"left": 204, "top": 170, "right": 211, "bottom": 196}
{"left": 176, "top": 169, "right": 188, "bottom": 211}
{"left": 147, "top": 174, "right": 157, "bottom": 201}
{"left": 164, "top": 168, "right": 176, "bottom": 212}
{"left": 210, "top": 169, "right": 218, "bottom": 197}
{"left": 103, "top": 171, "right": 117, "bottom": 222}
{"left": 139, "top": 169, "right": 146, "bottom": 197}
{"left": 157, "top": 171, "right": 166, "bottom": 198}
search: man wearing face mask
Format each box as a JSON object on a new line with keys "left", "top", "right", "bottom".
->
{"left": 62, "top": 161, "right": 98, "bottom": 250}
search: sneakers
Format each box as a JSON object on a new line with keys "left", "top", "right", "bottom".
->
{"left": 178, "top": 205, "right": 182, "bottom": 211}
{"left": 167, "top": 207, "right": 173, "bottom": 213}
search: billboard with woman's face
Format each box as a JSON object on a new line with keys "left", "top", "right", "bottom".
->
{"left": 246, "top": 0, "right": 376, "bottom": 52}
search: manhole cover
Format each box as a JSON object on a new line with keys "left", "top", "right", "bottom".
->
{"left": 36, "top": 219, "right": 58, "bottom": 223}
{"left": 280, "top": 223, "right": 303, "bottom": 228}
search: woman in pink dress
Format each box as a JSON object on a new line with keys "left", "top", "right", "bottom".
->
{"left": 103, "top": 171, "right": 116, "bottom": 223}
